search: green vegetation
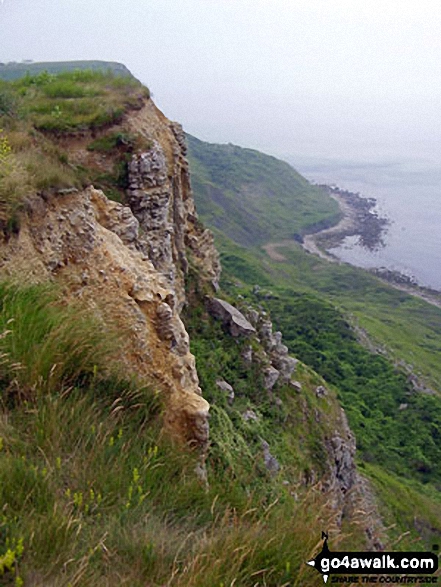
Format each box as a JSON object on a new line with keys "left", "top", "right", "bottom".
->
{"left": 0, "top": 283, "right": 113, "bottom": 397}
{"left": 0, "top": 68, "right": 150, "bottom": 224}
{"left": 188, "top": 136, "right": 441, "bottom": 547}
{"left": 1, "top": 62, "right": 440, "bottom": 579}
{"left": 183, "top": 288, "right": 331, "bottom": 483}
{"left": 362, "top": 464, "right": 441, "bottom": 548}
{"left": 213, "top": 235, "right": 441, "bottom": 544}
{"left": 187, "top": 134, "right": 341, "bottom": 246}
{"left": 0, "top": 69, "right": 148, "bottom": 133}
{"left": 261, "top": 290, "right": 441, "bottom": 484}
{"left": 0, "top": 60, "right": 133, "bottom": 82}
{"left": 0, "top": 281, "right": 343, "bottom": 586}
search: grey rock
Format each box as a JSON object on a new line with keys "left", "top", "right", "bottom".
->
{"left": 330, "top": 431, "right": 356, "bottom": 493}
{"left": 100, "top": 204, "right": 139, "bottom": 244}
{"left": 169, "top": 122, "right": 188, "bottom": 155}
{"left": 264, "top": 366, "right": 280, "bottom": 392}
{"left": 128, "top": 143, "right": 167, "bottom": 189}
{"left": 156, "top": 302, "right": 174, "bottom": 341}
{"left": 57, "top": 187, "right": 79, "bottom": 195}
{"left": 207, "top": 298, "right": 256, "bottom": 337}
{"left": 291, "top": 380, "right": 302, "bottom": 392}
{"left": 315, "top": 385, "right": 328, "bottom": 398}
{"left": 272, "top": 355, "right": 298, "bottom": 381}
{"left": 255, "top": 317, "right": 297, "bottom": 381}
{"left": 261, "top": 440, "right": 280, "bottom": 476}
{"left": 242, "top": 409, "right": 259, "bottom": 422}
{"left": 216, "top": 379, "right": 235, "bottom": 405}
{"left": 246, "top": 308, "right": 260, "bottom": 326}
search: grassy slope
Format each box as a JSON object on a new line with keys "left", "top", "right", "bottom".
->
{"left": 0, "top": 69, "right": 354, "bottom": 585}
{"left": 188, "top": 138, "right": 441, "bottom": 545}
{"left": 0, "top": 60, "right": 133, "bottom": 81}
{"left": 0, "top": 69, "right": 150, "bottom": 228}
{"left": 0, "top": 284, "right": 350, "bottom": 586}
{"left": 187, "top": 133, "right": 341, "bottom": 246}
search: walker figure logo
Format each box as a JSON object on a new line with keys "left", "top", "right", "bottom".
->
{"left": 306, "top": 532, "right": 438, "bottom": 584}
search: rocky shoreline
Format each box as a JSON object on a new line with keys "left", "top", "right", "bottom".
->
{"left": 302, "top": 185, "right": 441, "bottom": 308}
{"left": 308, "top": 184, "right": 389, "bottom": 252}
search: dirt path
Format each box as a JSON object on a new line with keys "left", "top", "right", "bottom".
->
{"left": 262, "top": 240, "right": 292, "bottom": 262}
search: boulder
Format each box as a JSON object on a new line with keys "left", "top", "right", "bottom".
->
{"left": 291, "top": 380, "right": 302, "bottom": 392}
{"left": 242, "top": 409, "right": 259, "bottom": 422}
{"left": 207, "top": 298, "right": 256, "bottom": 337}
{"left": 264, "top": 366, "right": 280, "bottom": 392}
{"left": 216, "top": 379, "right": 235, "bottom": 405}
{"left": 315, "top": 385, "right": 328, "bottom": 398}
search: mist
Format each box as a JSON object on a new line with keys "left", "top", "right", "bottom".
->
{"left": 2, "top": 0, "right": 441, "bottom": 163}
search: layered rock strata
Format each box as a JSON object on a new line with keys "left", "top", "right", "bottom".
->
{"left": 0, "top": 97, "right": 221, "bottom": 453}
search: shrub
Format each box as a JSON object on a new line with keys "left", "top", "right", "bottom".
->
{"left": 0, "top": 89, "right": 15, "bottom": 116}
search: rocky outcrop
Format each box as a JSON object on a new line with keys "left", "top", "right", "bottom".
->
{"left": 326, "top": 409, "right": 357, "bottom": 495}
{"left": 263, "top": 366, "right": 280, "bottom": 392}
{"left": 207, "top": 297, "right": 256, "bottom": 337}
{"left": 246, "top": 308, "right": 298, "bottom": 384}
{"left": 0, "top": 96, "right": 222, "bottom": 456}
{"left": 0, "top": 186, "right": 209, "bottom": 451}
{"left": 126, "top": 105, "right": 221, "bottom": 308}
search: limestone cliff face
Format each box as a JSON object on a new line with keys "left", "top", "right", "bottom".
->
{"left": 125, "top": 101, "right": 220, "bottom": 308}
{"left": 0, "top": 97, "right": 220, "bottom": 452}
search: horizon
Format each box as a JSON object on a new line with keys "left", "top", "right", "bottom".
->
{"left": 2, "top": 1, "right": 441, "bottom": 165}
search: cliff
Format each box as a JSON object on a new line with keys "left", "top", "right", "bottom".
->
{"left": 0, "top": 67, "right": 380, "bottom": 517}
{"left": 0, "top": 67, "right": 395, "bottom": 587}
{"left": 0, "top": 90, "right": 220, "bottom": 455}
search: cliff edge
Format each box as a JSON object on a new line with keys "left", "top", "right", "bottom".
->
{"left": 0, "top": 87, "right": 220, "bottom": 454}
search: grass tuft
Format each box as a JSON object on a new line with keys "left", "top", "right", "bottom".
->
{"left": 0, "top": 282, "right": 113, "bottom": 398}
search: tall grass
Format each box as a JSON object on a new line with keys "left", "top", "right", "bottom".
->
{"left": 14, "top": 70, "right": 149, "bottom": 133}
{"left": 0, "top": 127, "right": 79, "bottom": 233}
{"left": 0, "top": 282, "right": 352, "bottom": 585}
{"left": 0, "top": 383, "right": 341, "bottom": 586}
{"left": 0, "top": 282, "right": 113, "bottom": 397}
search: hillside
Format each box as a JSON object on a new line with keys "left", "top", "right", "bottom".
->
{"left": 188, "top": 136, "right": 441, "bottom": 548}
{"left": 187, "top": 133, "right": 341, "bottom": 246}
{"left": 0, "top": 63, "right": 388, "bottom": 586}
{"left": 1, "top": 61, "right": 441, "bottom": 585}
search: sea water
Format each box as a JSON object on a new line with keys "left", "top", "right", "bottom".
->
{"left": 294, "top": 156, "right": 441, "bottom": 292}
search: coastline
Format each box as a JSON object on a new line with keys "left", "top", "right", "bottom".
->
{"left": 304, "top": 184, "right": 389, "bottom": 254}
{"left": 303, "top": 188, "right": 441, "bottom": 309}
{"left": 263, "top": 186, "right": 441, "bottom": 309}
{"left": 301, "top": 190, "right": 359, "bottom": 262}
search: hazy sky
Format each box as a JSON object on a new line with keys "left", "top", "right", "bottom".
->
{"left": 2, "top": 0, "right": 441, "bottom": 162}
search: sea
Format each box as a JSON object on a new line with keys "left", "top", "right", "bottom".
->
{"left": 291, "top": 155, "right": 441, "bottom": 292}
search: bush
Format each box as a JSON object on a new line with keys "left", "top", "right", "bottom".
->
{"left": 0, "top": 89, "right": 15, "bottom": 116}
